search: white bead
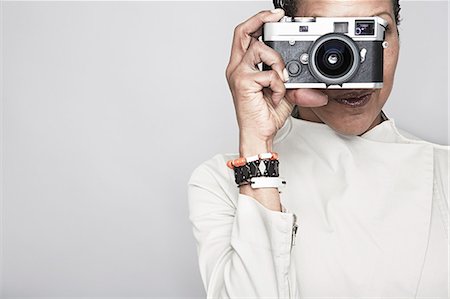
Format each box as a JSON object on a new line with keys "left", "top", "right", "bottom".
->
{"left": 259, "top": 152, "right": 273, "bottom": 159}
{"left": 246, "top": 155, "right": 259, "bottom": 162}
{"left": 258, "top": 162, "right": 267, "bottom": 174}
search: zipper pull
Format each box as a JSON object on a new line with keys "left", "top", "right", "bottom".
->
{"left": 291, "top": 213, "right": 298, "bottom": 247}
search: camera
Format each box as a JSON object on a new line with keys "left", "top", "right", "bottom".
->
{"left": 262, "top": 16, "right": 388, "bottom": 89}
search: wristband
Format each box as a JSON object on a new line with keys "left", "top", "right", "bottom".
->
{"left": 249, "top": 177, "right": 286, "bottom": 189}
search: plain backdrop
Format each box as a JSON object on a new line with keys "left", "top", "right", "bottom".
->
{"left": 0, "top": 0, "right": 448, "bottom": 298}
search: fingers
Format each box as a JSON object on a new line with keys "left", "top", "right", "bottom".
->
{"left": 228, "top": 36, "right": 288, "bottom": 107}
{"left": 241, "top": 38, "right": 287, "bottom": 83}
{"left": 285, "top": 89, "right": 329, "bottom": 107}
{"left": 252, "top": 70, "right": 286, "bottom": 106}
{"left": 226, "top": 9, "right": 285, "bottom": 77}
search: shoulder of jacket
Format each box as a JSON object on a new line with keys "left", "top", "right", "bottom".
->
{"left": 395, "top": 127, "right": 449, "bottom": 152}
{"left": 188, "top": 153, "right": 238, "bottom": 182}
{"left": 396, "top": 127, "right": 424, "bottom": 141}
{"left": 188, "top": 153, "right": 239, "bottom": 204}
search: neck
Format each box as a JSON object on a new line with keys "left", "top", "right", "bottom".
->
{"left": 360, "top": 113, "right": 383, "bottom": 136}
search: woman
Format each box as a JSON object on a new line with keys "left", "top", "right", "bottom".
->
{"left": 188, "top": 0, "right": 449, "bottom": 297}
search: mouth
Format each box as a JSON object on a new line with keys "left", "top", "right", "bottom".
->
{"left": 330, "top": 91, "right": 375, "bottom": 108}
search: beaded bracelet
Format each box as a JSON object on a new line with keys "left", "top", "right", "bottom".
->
{"left": 226, "top": 152, "right": 280, "bottom": 186}
{"left": 226, "top": 152, "right": 279, "bottom": 169}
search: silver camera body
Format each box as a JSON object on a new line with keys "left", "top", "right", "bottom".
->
{"left": 262, "top": 16, "right": 388, "bottom": 89}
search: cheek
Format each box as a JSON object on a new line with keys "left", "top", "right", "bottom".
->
{"left": 380, "top": 38, "right": 399, "bottom": 101}
{"left": 383, "top": 39, "right": 400, "bottom": 83}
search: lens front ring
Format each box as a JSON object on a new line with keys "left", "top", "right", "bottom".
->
{"left": 308, "top": 33, "right": 360, "bottom": 85}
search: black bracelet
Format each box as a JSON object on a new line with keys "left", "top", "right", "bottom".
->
{"left": 234, "top": 159, "right": 279, "bottom": 185}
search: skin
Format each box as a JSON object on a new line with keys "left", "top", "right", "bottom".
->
{"left": 291, "top": 0, "right": 400, "bottom": 135}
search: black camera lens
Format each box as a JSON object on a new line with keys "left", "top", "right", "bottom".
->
{"left": 316, "top": 39, "right": 353, "bottom": 78}
{"left": 308, "top": 33, "right": 360, "bottom": 85}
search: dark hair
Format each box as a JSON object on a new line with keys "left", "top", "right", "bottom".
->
{"left": 273, "top": 0, "right": 401, "bottom": 28}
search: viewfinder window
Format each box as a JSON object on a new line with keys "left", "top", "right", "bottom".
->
{"left": 355, "top": 20, "right": 375, "bottom": 35}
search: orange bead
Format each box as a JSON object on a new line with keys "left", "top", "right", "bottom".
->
{"left": 233, "top": 157, "right": 247, "bottom": 167}
{"left": 226, "top": 160, "right": 234, "bottom": 169}
{"left": 271, "top": 152, "right": 279, "bottom": 160}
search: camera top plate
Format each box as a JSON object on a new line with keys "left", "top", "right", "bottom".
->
{"left": 263, "top": 16, "right": 388, "bottom": 42}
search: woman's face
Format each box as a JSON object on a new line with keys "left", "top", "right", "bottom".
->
{"left": 295, "top": 0, "right": 400, "bottom": 135}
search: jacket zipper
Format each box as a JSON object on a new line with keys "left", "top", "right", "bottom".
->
{"left": 287, "top": 213, "right": 298, "bottom": 298}
{"left": 291, "top": 213, "right": 298, "bottom": 247}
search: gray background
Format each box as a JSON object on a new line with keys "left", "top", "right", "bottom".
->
{"left": 0, "top": 1, "right": 448, "bottom": 298}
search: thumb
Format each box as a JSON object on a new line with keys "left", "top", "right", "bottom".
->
{"left": 285, "top": 89, "right": 329, "bottom": 107}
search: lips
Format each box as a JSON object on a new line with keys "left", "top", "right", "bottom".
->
{"left": 330, "top": 91, "right": 374, "bottom": 108}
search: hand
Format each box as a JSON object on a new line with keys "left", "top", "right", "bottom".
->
{"left": 225, "top": 9, "right": 329, "bottom": 148}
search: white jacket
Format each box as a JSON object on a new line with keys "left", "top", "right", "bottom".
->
{"left": 188, "top": 114, "right": 449, "bottom": 298}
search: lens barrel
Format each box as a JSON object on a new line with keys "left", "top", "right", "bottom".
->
{"left": 308, "top": 33, "right": 360, "bottom": 85}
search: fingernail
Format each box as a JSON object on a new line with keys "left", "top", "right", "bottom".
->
{"left": 283, "top": 68, "right": 289, "bottom": 82}
{"left": 320, "top": 94, "right": 329, "bottom": 105}
{"left": 270, "top": 8, "right": 284, "bottom": 14}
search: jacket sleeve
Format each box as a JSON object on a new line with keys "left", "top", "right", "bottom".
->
{"left": 187, "top": 154, "right": 299, "bottom": 298}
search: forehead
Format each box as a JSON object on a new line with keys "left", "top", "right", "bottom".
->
{"left": 297, "top": 0, "right": 393, "bottom": 17}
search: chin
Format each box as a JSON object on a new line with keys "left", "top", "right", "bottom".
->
{"left": 325, "top": 116, "right": 375, "bottom": 136}
{"left": 317, "top": 105, "right": 381, "bottom": 136}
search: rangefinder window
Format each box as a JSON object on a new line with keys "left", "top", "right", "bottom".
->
{"left": 355, "top": 20, "right": 375, "bottom": 35}
{"left": 334, "top": 22, "right": 349, "bottom": 33}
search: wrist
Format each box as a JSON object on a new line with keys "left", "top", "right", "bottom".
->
{"left": 239, "top": 185, "right": 282, "bottom": 212}
{"left": 239, "top": 133, "right": 273, "bottom": 157}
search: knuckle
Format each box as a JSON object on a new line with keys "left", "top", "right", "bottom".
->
{"left": 234, "top": 23, "right": 245, "bottom": 37}
{"left": 268, "top": 70, "right": 279, "bottom": 82}
{"left": 249, "top": 40, "right": 264, "bottom": 53}
{"left": 233, "top": 75, "right": 247, "bottom": 90}
{"left": 255, "top": 40, "right": 265, "bottom": 49}
{"left": 229, "top": 71, "right": 244, "bottom": 89}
